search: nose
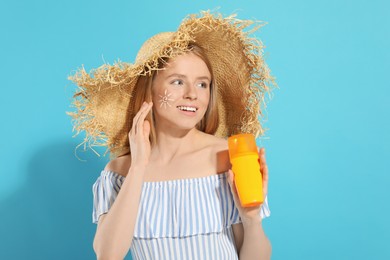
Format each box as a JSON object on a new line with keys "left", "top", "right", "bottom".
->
{"left": 183, "top": 85, "right": 197, "bottom": 100}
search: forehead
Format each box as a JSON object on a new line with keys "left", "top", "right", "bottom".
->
{"left": 159, "top": 52, "right": 211, "bottom": 78}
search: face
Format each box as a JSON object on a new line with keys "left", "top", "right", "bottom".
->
{"left": 151, "top": 52, "right": 211, "bottom": 132}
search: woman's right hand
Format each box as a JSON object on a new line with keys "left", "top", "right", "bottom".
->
{"left": 128, "top": 101, "right": 153, "bottom": 167}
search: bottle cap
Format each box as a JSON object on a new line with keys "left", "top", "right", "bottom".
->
{"left": 228, "top": 134, "right": 258, "bottom": 159}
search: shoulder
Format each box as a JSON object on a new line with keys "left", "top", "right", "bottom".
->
{"left": 197, "top": 132, "right": 231, "bottom": 173}
{"left": 104, "top": 153, "right": 131, "bottom": 178}
{"left": 197, "top": 131, "right": 228, "bottom": 149}
{"left": 211, "top": 137, "right": 231, "bottom": 173}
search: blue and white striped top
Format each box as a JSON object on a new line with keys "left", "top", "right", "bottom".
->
{"left": 93, "top": 170, "right": 270, "bottom": 259}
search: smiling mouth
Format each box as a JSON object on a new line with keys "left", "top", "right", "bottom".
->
{"left": 177, "top": 106, "right": 198, "bottom": 112}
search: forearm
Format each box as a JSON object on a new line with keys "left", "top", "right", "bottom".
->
{"left": 93, "top": 166, "right": 145, "bottom": 259}
{"left": 239, "top": 218, "right": 271, "bottom": 260}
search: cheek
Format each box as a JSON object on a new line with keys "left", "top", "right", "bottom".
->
{"left": 154, "top": 88, "right": 178, "bottom": 109}
{"left": 200, "top": 91, "right": 211, "bottom": 106}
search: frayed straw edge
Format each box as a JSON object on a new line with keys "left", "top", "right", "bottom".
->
{"left": 187, "top": 11, "right": 277, "bottom": 137}
{"left": 67, "top": 10, "right": 277, "bottom": 158}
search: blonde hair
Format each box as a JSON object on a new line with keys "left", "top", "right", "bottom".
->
{"left": 125, "top": 43, "right": 218, "bottom": 156}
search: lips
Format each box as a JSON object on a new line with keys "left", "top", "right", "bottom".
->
{"left": 177, "top": 106, "right": 198, "bottom": 112}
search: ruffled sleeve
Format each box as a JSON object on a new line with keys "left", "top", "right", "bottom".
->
{"left": 92, "top": 170, "right": 125, "bottom": 224}
{"left": 132, "top": 172, "right": 270, "bottom": 238}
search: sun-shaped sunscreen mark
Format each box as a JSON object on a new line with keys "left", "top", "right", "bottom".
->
{"left": 158, "top": 89, "right": 174, "bottom": 109}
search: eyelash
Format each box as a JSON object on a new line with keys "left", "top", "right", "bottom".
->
{"left": 171, "top": 79, "right": 184, "bottom": 85}
{"left": 171, "top": 80, "right": 208, "bottom": 88}
{"left": 197, "top": 82, "right": 208, "bottom": 88}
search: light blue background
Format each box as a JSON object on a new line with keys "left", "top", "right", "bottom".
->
{"left": 1, "top": 0, "right": 389, "bottom": 259}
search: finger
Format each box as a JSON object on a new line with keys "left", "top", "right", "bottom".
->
{"left": 257, "top": 148, "right": 269, "bottom": 196}
{"left": 227, "top": 169, "right": 234, "bottom": 187}
{"left": 143, "top": 120, "right": 151, "bottom": 138}
{"left": 260, "top": 149, "right": 268, "bottom": 180}
{"left": 136, "top": 103, "right": 153, "bottom": 135}
{"left": 258, "top": 148, "right": 268, "bottom": 172}
{"left": 258, "top": 147, "right": 266, "bottom": 164}
{"left": 131, "top": 102, "right": 146, "bottom": 135}
{"left": 132, "top": 102, "right": 149, "bottom": 135}
{"left": 227, "top": 170, "right": 238, "bottom": 194}
{"left": 228, "top": 170, "right": 242, "bottom": 208}
{"left": 262, "top": 164, "right": 269, "bottom": 181}
{"left": 134, "top": 102, "right": 149, "bottom": 126}
{"left": 261, "top": 164, "right": 269, "bottom": 198}
{"left": 262, "top": 170, "right": 268, "bottom": 198}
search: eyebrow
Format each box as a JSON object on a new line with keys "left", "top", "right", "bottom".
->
{"left": 166, "top": 73, "right": 211, "bottom": 81}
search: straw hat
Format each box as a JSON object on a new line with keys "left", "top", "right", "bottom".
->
{"left": 67, "top": 11, "right": 275, "bottom": 159}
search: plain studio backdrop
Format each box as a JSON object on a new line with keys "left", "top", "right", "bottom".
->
{"left": 0, "top": 0, "right": 389, "bottom": 259}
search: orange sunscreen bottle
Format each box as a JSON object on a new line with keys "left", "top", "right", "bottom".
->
{"left": 228, "top": 134, "right": 263, "bottom": 207}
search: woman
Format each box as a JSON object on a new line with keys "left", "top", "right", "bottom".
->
{"left": 68, "top": 11, "right": 275, "bottom": 259}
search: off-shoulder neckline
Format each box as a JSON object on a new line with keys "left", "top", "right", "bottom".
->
{"left": 101, "top": 169, "right": 229, "bottom": 186}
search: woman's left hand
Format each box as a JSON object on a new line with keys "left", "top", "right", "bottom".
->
{"left": 227, "top": 147, "right": 269, "bottom": 224}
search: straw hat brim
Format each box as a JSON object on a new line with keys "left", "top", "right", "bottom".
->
{"left": 67, "top": 11, "right": 275, "bottom": 159}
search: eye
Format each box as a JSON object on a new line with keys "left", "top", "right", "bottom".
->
{"left": 171, "top": 79, "right": 184, "bottom": 86}
{"left": 197, "top": 82, "right": 208, "bottom": 88}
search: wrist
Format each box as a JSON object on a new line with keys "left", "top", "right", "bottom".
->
{"left": 241, "top": 215, "right": 262, "bottom": 229}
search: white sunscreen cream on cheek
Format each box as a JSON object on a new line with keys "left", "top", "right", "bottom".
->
{"left": 158, "top": 89, "right": 174, "bottom": 109}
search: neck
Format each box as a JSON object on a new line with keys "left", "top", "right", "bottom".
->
{"left": 151, "top": 127, "right": 201, "bottom": 164}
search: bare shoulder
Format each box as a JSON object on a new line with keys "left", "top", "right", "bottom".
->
{"left": 198, "top": 132, "right": 228, "bottom": 149}
{"left": 199, "top": 133, "right": 231, "bottom": 173}
{"left": 104, "top": 154, "right": 131, "bottom": 177}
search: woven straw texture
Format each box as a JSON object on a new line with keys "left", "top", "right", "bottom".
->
{"left": 67, "top": 11, "right": 275, "bottom": 159}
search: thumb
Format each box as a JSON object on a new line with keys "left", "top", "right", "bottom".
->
{"left": 227, "top": 170, "right": 233, "bottom": 186}
{"left": 227, "top": 170, "right": 239, "bottom": 201}
{"left": 227, "top": 170, "right": 235, "bottom": 188}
